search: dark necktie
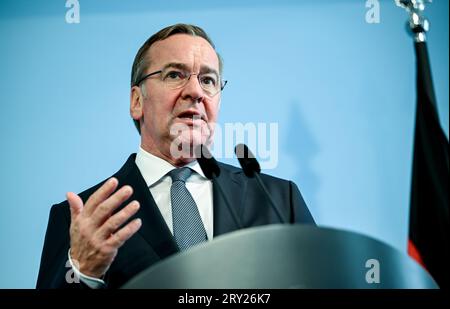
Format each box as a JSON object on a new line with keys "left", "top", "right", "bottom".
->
{"left": 169, "top": 167, "right": 207, "bottom": 250}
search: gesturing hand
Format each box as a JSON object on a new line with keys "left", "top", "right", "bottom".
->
{"left": 67, "top": 177, "right": 142, "bottom": 278}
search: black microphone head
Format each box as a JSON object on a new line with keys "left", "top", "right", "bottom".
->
{"left": 234, "top": 144, "right": 261, "bottom": 177}
{"left": 195, "top": 144, "right": 220, "bottom": 179}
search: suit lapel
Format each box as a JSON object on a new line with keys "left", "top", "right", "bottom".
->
{"left": 114, "top": 155, "right": 246, "bottom": 251}
{"left": 213, "top": 163, "right": 247, "bottom": 237}
{"left": 115, "top": 154, "right": 179, "bottom": 259}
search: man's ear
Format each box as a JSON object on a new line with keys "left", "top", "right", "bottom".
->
{"left": 130, "top": 86, "right": 144, "bottom": 121}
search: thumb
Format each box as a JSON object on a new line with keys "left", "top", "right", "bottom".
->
{"left": 67, "top": 192, "right": 84, "bottom": 220}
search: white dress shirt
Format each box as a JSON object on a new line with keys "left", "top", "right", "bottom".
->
{"left": 135, "top": 147, "right": 214, "bottom": 240}
{"left": 69, "top": 147, "right": 214, "bottom": 288}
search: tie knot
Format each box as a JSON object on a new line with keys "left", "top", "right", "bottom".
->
{"left": 169, "top": 167, "right": 192, "bottom": 183}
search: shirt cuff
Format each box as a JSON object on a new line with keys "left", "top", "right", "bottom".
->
{"left": 68, "top": 248, "right": 106, "bottom": 289}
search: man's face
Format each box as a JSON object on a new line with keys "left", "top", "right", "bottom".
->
{"left": 131, "top": 34, "right": 221, "bottom": 165}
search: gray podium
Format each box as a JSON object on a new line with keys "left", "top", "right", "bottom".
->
{"left": 122, "top": 225, "right": 438, "bottom": 289}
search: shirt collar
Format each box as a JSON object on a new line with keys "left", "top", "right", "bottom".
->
{"left": 135, "top": 146, "right": 207, "bottom": 187}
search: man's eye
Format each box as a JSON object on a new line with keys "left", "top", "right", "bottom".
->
{"left": 200, "top": 76, "right": 217, "bottom": 86}
{"left": 165, "top": 71, "right": 184, "bottom": 80}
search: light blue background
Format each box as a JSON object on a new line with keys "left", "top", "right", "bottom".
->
{"left": 0, "top": 0, "right": 448, "bottom": 288}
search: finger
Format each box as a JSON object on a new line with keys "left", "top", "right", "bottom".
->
{"left": 96, "top": 201, "right": 140, "bottom": 240}
{"left": 84, "top": 177, "right": 119, "bottom": 216}
{"left": 90, "top": 185, "right": 133, "bottom": 226}
{"left": 67, "top": 192, "right": 83, "bottom": 221}
{"left": 106, "top": 218, "right": 142, "bottom": 249}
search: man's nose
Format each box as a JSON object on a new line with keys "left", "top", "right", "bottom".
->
{"left": 181, "top": 74, "right": 204, "bottom": 102}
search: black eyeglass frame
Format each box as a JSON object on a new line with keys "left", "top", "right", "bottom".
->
{"left": 134, "top": 70, "right": 228, "bottom": 96}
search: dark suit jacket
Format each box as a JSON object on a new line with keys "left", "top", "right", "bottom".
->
{"left": 36, "top": 154, "right": 315, "bottom": 288}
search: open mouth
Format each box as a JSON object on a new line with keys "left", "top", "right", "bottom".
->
{"left": 177, "top": 110, "right": 205, "bottom": 121}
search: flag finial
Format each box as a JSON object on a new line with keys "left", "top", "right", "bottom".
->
{"left": 395, "top": 0, "right": 431, "bottom": 42}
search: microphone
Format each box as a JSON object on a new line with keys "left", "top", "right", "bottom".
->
{"left": 195, "top": 145, "right": 243, "bottom": 229}
{"left": 234, "top": 144, "right": 287, "bottom": 223}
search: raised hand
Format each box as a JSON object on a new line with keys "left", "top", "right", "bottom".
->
{"left": 67, "top": 177, "right": 142, "bottom": 278}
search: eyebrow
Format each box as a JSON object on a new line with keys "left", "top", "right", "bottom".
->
{"left": 162, "top": 62, "right": 219, "bottom": 78}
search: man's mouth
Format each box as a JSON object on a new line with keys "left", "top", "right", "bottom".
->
{"left": 176, "top": 110, "right": 206, "bottom": 122}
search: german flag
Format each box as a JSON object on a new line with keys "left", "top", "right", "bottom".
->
{"left": 408, "top": 41, "right": 449, "bottom": 289}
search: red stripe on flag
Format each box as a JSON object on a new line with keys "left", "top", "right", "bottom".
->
{"left": 408, "top": 239, "right": 426, "bottom": 269}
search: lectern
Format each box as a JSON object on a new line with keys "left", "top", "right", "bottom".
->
{"left": 122, "top": 225, "right": 438, "bottom": 288}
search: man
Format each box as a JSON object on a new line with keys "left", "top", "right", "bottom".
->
{"left": 36, "top": 24, "right": 315, "bottom": 289}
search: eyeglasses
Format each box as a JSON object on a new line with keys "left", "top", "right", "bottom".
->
{"left": 135, "top": 68, "right": 227, "bottom": 97}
